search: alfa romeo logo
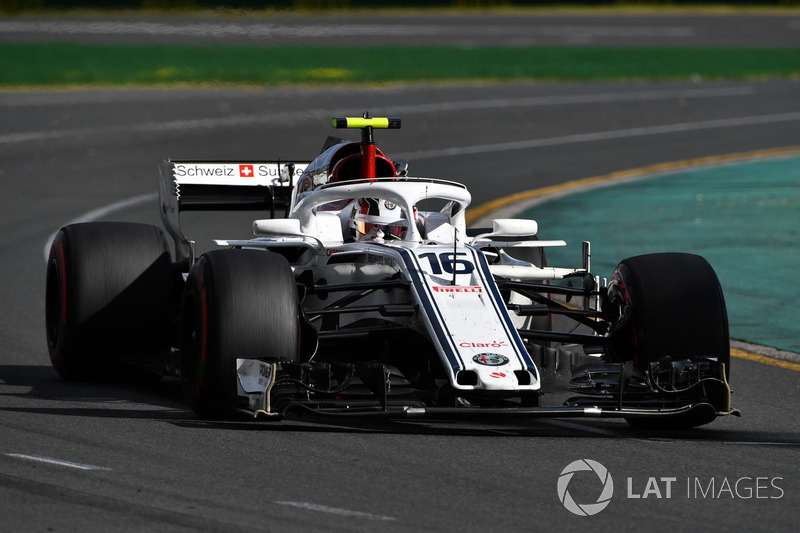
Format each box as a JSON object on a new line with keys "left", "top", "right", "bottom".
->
{"left": 557, "top": 459, "right": 614, "bottom": 516}
{"left": 472, "top": 353, "right": 509, "bottom": 366}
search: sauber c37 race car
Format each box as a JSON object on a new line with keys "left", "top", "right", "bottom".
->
{"left": 45, "top": 116, "right": 739, "bottom": 428}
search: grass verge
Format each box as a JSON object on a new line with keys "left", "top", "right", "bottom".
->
{"left": 1, "top": 42, "right": 799, "bottom": 87}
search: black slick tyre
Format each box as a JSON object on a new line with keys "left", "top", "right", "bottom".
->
{"left": 609, "top": 252, "right": 730, "bottom": 372}
{"left": 180, "top": 249, "right": 300, "bottom": 419}
{"left": 45, "top": 222, "right": 173, "bottom": 381}
{"left": 608, "top": 252, "right": 730, "bottom": 428}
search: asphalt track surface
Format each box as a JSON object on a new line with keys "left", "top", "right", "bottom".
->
{"left": 1, "top": 12, "right": 800, "bottom": 533}
{"left": 1, "top": 11, "right": 799, "bottom": 47}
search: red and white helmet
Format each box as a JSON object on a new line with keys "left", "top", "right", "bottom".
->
{"left": 350, "top": 198, "right": 409, "bottom": 240}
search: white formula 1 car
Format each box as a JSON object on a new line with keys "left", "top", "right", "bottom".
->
{"left": 45, "top": 116, "right": 738, "bottom": 428}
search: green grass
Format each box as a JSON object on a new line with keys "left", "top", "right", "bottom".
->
{"left": 1, "top": 42, "right": 798, "bottom": 87}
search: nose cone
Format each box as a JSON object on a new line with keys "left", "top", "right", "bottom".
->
{"left": 475, "top": 366, "right": 515, "bottom": 390}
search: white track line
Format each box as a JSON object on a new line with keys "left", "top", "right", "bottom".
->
{"left": 6, "top": 453, "right": 110, "bottom": 471}
{"left": 723, "top": 442, "right": 800, "bottom": 447}
{"left": 5, "top": 86, "right": 753, "bottom": 141}
{"left": 392, "top": 111, "right": 800, "bottom": 160}
{"left": 42, "top": 192, "right": 157, "bottom": 262}
{"left": 274, "top": 501, "right": 396, "bottom": 521}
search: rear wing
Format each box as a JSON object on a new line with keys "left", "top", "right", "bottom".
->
{"left": 158, "top": 160, "right": 309, "bottom": 263}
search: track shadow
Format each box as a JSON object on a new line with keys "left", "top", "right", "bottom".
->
{"left": 172, "top": 414, "right": 800, "bottom": 445}
{"left": 0, "top": 363, "right": 190, "bottom": 420}
{"left": 1, "top": 363, "right": 796, "bottom": 443}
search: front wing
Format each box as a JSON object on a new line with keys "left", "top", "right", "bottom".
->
{"left": 233, "top": 356, "right": 739, "bottom": 424}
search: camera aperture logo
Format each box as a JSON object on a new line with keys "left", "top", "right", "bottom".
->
{"left": 558, "top": 459, "right": 785, "bottom": 516}
{"left": 557, "top": 459, "right": 614, "bottom": 516}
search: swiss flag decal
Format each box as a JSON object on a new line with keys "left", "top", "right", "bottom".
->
{"left": 239, "top": 164, "right": 254, "bottom": 178}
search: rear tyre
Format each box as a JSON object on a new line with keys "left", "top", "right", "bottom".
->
{"left": 608, "top": 253, "right": 730, "bottom": 428}
{"left": 45, "top": 222, "right": 173, "bottom": 381}
{"left": 180, "top": 249, "right": 300, "bottom": 419}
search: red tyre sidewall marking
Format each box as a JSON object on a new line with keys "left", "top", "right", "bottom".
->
{"left": 196, "top": 272, "right": 208, "bottom": 402}
{"left": 611, "top": 271, "right": 638, "bottom": 369}
{"left": 55, "top": 237, "right": 67, "bottom": 369}
{"left": 200, "top": 287, "right": 208, "bottom": 377}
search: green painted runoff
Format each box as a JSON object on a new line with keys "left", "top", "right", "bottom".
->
{"left": 1, "top": 43, "right": 798, "bottom": 87}
{"left": 519, "top": 156, "right": 800, "bottom": 353}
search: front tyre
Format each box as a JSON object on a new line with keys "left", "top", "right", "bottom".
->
{"left": 180, "top": 249, "right": 300, "bottom": 419}
{"left": 607, "top": 253, "right": 730, "bottom": 428}
{"left": 608, "top": 252, "right": 730, "bottom": 372}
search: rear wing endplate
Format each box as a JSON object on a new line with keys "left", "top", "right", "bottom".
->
{"left": 158, "top": 160, "right": 309, "bottom": 262}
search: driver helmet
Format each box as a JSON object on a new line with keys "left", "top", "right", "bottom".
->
{"left": 350, "top": 198, "right": 409, "bottom": 241}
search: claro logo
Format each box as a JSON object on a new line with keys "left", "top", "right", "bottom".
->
{"left": 557, "top": 459, "right": 614, "bottom": 516}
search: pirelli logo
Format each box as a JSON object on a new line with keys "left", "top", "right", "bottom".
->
{"left": 432, "top": 286, "right": 482, "bottom": 293}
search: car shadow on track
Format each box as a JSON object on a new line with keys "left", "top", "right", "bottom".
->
{"left": 0, "top": 364, "right": 190, "bottom": 420}
{"left": 171, "top": 417, "right": 798, "bottom": 445}
{"left": 2, "top": 364, "right": 793, "bottom": 444}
